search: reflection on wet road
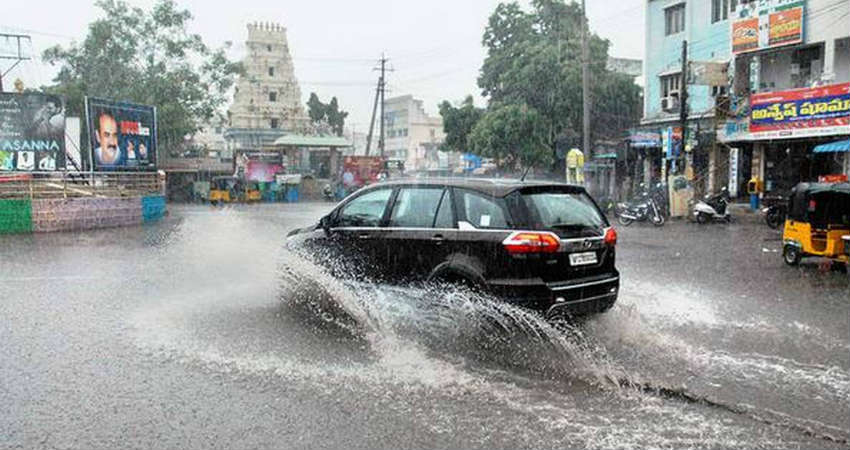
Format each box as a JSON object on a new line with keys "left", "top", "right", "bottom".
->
{"left": 1, "top": 204, "right": 848, "bottom": 449}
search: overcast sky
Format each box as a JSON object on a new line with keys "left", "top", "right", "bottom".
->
{"left": 1, "top": 0, "right": 644, "bottom": 130}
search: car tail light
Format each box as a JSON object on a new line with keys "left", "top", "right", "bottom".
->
{"left": 502, "top": 231, "right": 561, "bottom": 254}
{"left": 604, "top": 227, "right": 617, "bottom": 247}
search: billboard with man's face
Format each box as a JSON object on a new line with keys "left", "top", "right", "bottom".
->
{"left": 85, "top": 97, "right": 157, "bottom": 170}
{"left": 0, "top": 93, "right": 66, "bottom": 171}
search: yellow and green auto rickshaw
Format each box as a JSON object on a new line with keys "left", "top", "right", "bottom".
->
{"left": 244, "top": 181, "right": 262, "bottom": 203}
{"left": 210, "top": 176, "right": 237, "bottom": 205}
{"left": 782, "top": 182, "right": 850, "bottom": 267}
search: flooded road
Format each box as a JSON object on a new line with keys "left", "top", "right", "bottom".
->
{"left": 2, "top": 203, "right": 848, "bottom": 449}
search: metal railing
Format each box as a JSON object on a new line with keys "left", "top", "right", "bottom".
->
{"left": 0, "top": 172, "right": 165, "bottom": 200}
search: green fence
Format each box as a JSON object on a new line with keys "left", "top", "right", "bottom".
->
{"left": 0, "top": 199, "right": 33, "bottom": 234}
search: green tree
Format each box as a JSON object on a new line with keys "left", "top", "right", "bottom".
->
{"left": 469, "top": 103, "right": 550, "bottom": 170}
{"left": 306, "top": 92, "right": 326, "bottom": 123}
{"left": 438, "top": 95, "right": 484, "bottom": 154}
{"left": 326, "top": 97, "right": 348, "bottom": 137}
{"left": 306, "top": 93, "right": 348, "bottom": 137}
{"left": 41, "top": 0, "right": 243, "bottom": 152}
{"left": 476, "top": 0, "right": 641, "bottom": 166}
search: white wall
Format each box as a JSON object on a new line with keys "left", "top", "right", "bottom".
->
{"left": 835, "top": 38, "right": 850, "bottom": 83}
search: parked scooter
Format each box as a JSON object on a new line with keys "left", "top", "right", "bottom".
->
{"left": 693, "top": 187, "right": 732, "bottom": 224}
{"left": 761, "top": 193, "right": 787, "bottom": 229}
{"left": 616, "top": 195, "right": 665, "bottom": 227}
{"left": 322, "top": 183, "right": 336, "bottom": 202}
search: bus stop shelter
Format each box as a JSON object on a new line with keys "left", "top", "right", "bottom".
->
{"left": 273, "top": 135, "right": 352, "bottom": 177}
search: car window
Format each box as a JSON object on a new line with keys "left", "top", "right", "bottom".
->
{"left": 337, "top": 188, "right": 392, "bottom": 227}
{"left": 524, "top": 192, "right": 605, "bottom": 228}
{"left": 390, "top": 187, "right": 445, "bottom": 228}
{"left": 459, "top": 190, "right": 509, "bottom": 229}
{"left": 434, "top": 190, "right": 455, "bottom": 228}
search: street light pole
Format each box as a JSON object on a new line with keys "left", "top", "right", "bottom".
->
{"left": 581, "top": 0, "right": 591, "bottom": 161}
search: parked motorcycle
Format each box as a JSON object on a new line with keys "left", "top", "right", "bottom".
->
{"left": 322, "top": 183, "right": 336, "bottom": 202}
{"left": 693, "top": 187, "right": 732, "bottom": 224}
{"left": 616, "top": 195, "right": 665, "bottom": 227}
{"left": 761, "top": 193, "right": 787, "bottom": 229}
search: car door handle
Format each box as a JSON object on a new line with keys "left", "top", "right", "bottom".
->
{"left": 358, "top": 234, "right": 372, "bottom": 240}
{"left": 431, "top": 234, "right": 445, "bottom": 243}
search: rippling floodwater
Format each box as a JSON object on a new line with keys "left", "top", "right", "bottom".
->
{"left": 3, "top": 204, "right": 848, "bottom": 449}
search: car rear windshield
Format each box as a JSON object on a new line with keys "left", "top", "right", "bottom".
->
{"left": 516, "top": 188, "right": 607, "bottom": 237}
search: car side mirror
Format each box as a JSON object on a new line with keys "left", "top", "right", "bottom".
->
{"left": 320, "top": 215, "right": 332, "bottom": 232}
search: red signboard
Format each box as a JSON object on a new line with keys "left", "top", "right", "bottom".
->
{"left": 769, "top": 7, "right": 803, "bottom": 47}
{"left": 749, "top": 83, "right": 850, "bottom": 138}
{"left": 731, "top": 2, "right": 804, "bottom": 55}
{"left": 732, "top": 18, "right": 759, "bottom": 54}
{"left": 342, "top": 156, "right": 385, "bottom": 188}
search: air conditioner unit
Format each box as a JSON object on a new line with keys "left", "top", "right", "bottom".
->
{"left": 661, "top": 96, "right": 680, "bottom": 112}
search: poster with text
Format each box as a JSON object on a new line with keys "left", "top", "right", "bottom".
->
{"left": 86, "top": 97, "right": 157, "bottom": 170}
{"left": 0, "top": 93, "right": 66, "bottom": 171}
{"left": 749, "top": 83, "right": 850, "bottom": 138}
{"left": 731, "top": 1, "right": 804, "bottom": 54}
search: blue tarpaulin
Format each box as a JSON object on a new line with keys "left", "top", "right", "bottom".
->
{"left": 813, "top": 139, "right": 850, "bottom": 153}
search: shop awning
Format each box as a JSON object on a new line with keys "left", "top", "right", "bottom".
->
{"left": 273, "top": 135, "right": 352, "bottom": 148}
{"left": 627, "top": 131, "right": 661, "bottom": 148}
{"left": 813, "top": 139, "right": 850, "bottom": 153}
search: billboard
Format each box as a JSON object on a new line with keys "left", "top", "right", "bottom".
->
{"left": 86, "top": 97, "right": 157, "bottom": 170}
{"left": 731, "top": 0, "right": 804, "bottom": 55}
{"left": 0, "top": 93, "right": 66, "bottom": 171}
{"left": 768, "top": 7, "right": 803, "bottom": 47}
{"left": 246, "top": 161, "right": 284, "bottom": 182}
{"left": 749, "top": 83, "right": 850, "bottom": 139}
{"left": 732, "top": 18, "right": 759, "bottom": 54}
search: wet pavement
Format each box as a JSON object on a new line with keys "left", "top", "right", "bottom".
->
{"left": 1, "top": 203, "right": 848, "bottom": 449}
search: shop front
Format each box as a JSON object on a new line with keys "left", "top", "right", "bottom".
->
{"left": 720, "top": 82, "right": 850, "bottom": 195}
{"left": 626, "top": 130, "right": 663, "bottom": 189}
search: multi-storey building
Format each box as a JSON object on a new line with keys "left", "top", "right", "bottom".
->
{"left": 637, "top": 0, "right": 734, "bottom": 195}
{"left": 719, "top": 0, "right": 850, "bottom": 193}
{"left": 382, "top": 95, "right": 448, "bottom": 171}
{"left": 637, "top": 0, "right": 850, "bottom": 200}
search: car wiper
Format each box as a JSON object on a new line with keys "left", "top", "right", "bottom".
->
{"left": 549, "top": 223, "right": 599, "bottom": 230}
{"left": 548, "top": 223, "right": 603, "bottom": 236}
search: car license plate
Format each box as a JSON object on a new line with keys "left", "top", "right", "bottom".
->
{"left": 569, "top": 252, "right": 597, "bottom": 266}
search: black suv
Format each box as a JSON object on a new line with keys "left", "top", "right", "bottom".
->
{"left": 287, "top": 178, "right": 619, "bottom": 318}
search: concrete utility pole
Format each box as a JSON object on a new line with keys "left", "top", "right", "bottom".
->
{"left": 581, "top": 0, "right": 591, "bottom": 159}
{"left": 365, "top": 54, "right": 391, "bottom": 157}
{"left": 0, "top": 33, "right": 32, "bottom": 92}
{"left": 365, "top": 78, "right": 381, "bottom": 156}
{"left": 377, "top": 54, "right": 389, "bottom": 158}
{"left": 679, "top": 40, "right": 689, "bottom": 175}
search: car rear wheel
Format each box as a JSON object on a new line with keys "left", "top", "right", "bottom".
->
{"left": 431, "top": 272, "right": 482, "bottom": 294}
{"left": 783, "top": 244, "right": 802, "bottom": 266}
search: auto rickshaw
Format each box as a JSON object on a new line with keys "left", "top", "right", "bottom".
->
{"left": 209, "top": 176, "right": 237, "bottom": 205}
{"left": 782, "top": 182, "right": 850, "bottom": 267}
{"left": 244, "top": 181, "right": 262, "bottom": 203}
